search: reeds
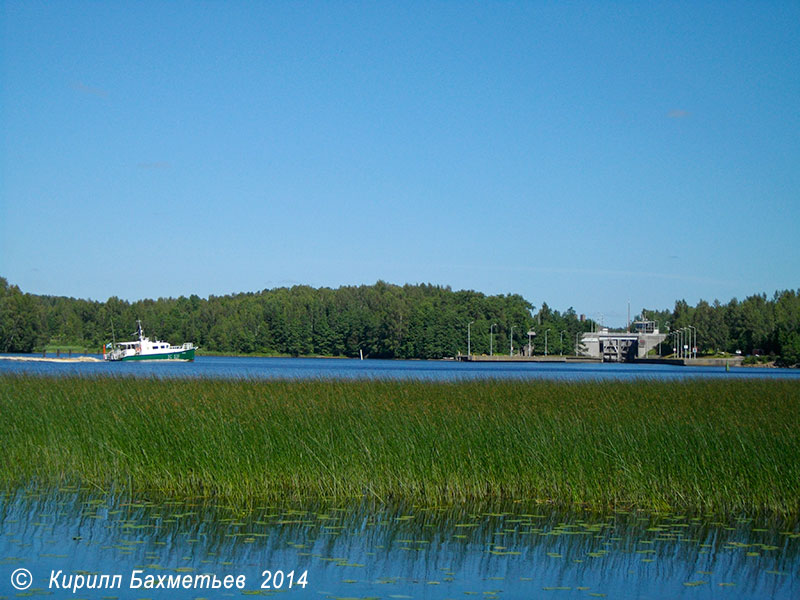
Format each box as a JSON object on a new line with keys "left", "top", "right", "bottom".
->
{"left": 1, "top": 375, "right": 798, "bottom": 514}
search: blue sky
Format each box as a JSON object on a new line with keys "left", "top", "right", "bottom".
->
{"left": 2, "top": 1, "right": 798, "bottom": 326}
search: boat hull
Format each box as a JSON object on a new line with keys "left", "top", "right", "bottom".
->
{"left": 116, "top": 348, "right": 196, "bottom": 362}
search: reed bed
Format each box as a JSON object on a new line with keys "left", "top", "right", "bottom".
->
{"left": 1, "top": 375, "right": 798, "bottom": 515}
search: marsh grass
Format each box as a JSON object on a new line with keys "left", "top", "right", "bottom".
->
{"left": 1, "top": 375, "right": 798, "bottom": 514}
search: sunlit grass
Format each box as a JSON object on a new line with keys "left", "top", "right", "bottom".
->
{"left": 1, "top": 375, "right": 799, "bottom": 514}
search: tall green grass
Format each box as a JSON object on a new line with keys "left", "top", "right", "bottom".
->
{"left": 1, "top": 375, "right": 799, "bottom": 514}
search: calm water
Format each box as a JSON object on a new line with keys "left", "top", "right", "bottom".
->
{"left": 2, "top": 354, "right": 800, "bottom": 381}
{"left": 0, "top": 489, "right": 798, "bottom": 599}
{"left": 3, "top": 357, "right": 798, "bottom": 598}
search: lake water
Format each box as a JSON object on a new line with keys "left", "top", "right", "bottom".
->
{"left": 3, "top": 358, "right": 798, "bottom": 598}
{"left": 0, "top": 489, "right": 798, "bottom": 599}
{"left": 2, "top": 354, "right": 800, "bottom": 381}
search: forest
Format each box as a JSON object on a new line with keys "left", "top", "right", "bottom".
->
{"left": 1, "top": 277, "right": 798, "bottom": 365}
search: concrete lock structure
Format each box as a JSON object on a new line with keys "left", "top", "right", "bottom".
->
{"left": 579, "top": 321, "right": 666, "bottom": 362}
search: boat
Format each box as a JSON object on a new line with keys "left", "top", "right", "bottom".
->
{"left": 104, "top": 320, "right": 196, "bottom": 362}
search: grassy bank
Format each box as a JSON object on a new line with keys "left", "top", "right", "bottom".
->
{"left": 1, "top": 375, "right": 799, "bottom": 514}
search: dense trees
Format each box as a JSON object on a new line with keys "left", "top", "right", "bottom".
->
{"left": 0, "top": 280, "right": 42, "bottom": 353}
{"left": 639, "top": 289, "right": 800, "bottom": 366}
{"left": 0, "top": 278, "right": 571, "bottom": 359}
{"left": 1, "top": 277, "right": 798, "bottom": 365}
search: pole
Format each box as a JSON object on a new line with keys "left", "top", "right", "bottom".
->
{"left": 510, "top": 326, "right": 515, "bottom": 357}
{"left": 685, "top": 327, "right": 690, "bottom": 359}
{"left": 468, "top": 321, "right": 474, "bottom": 357}
{"left": 682, "top": 328, "right": 689, "bottom": 359}
{"left": 686, "top": 326, "right": 691, "bottom": 360}
{"left": 560, "top": 331, "right": 565, "bottom": 355}
{"left": 627, "top": 300, "right": 630, "bottom": 332}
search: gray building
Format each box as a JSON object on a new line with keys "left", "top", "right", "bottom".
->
{"left": 580, "top": 321, "right": 666, "bottom": 362}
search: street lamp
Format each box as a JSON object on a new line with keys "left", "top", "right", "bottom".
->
{"left": 490, "top": 323, "right": 497, "bottom": 356}
{"left": 467, "top": 321, "right": 474, "bottom": 357}
{"left": 680, "top": 327, "right": 690, "bottom": 359}
{"left": 510, "top": 325, "right": 515, "bottom": 357}
{"left": 688, "top": 325, "right": 697, "bottom": 359}
{"left": 544, "top": 329, "right": 549, "bottom": 356}
{"left": 527, "top": 329, "right": 536, "bottom": 357}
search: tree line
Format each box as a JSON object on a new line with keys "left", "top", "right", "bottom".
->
{"left": 0, "top": 278, "right": 592, "bottom": 359}
{"left": 1, "top": 277, "right": 798, "bottom": 365}
{"left": 638, "top": 290, "right": 800, "bottom": 366}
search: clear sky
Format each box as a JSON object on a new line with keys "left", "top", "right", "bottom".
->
{"left": 2, "top": 1, "right": 798, "bottom": 326}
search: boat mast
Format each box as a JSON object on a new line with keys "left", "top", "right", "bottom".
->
{"left": 137, "top": 319, "right": 145, "bottom": 342}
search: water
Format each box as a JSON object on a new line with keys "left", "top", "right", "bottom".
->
{"left": 3, "top": 359, "right": 798, "bottom": 597}
{"left": 2, "top": 354, "right": 799, "bottom": 380}
{"left": 0, "top": 489, "right": 797, "bottom": 599}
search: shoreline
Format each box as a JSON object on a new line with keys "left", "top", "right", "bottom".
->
{"left": 3, "top": 351, "right": 797, "bottom": 370}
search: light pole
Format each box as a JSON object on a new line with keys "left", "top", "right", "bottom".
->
{"left": 560, "top": 331, "right": 565, "bottom": 355}
{"left": 490, "top": 323, "right": 497, "bottom": 356}
{"left": 544, "top": 329, "right": 549, "bottom": 356}
{"left": 467, "top": 321, "right": 474, "bottom": 357}
{"left": 681, "top": 327, "right": 690, "bottom": 359}
{"left": 527, "top": 329, "right": 535, "bottom": 356}
{"left": 685, "top": 327, "right": 691, "bottom": 359}
{"left": 688, "top": 325, "right": 697, "bottom": 359}
{"left": 510, "top": 325, "right": 515, "bottom": 357}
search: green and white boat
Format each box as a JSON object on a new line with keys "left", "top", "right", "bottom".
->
{"left": 105, "top": 320, "right": 196, "bottom": 362}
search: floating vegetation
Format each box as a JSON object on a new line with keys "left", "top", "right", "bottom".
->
{"left": 1, "top": 375, "right": 799, "bottom": 515}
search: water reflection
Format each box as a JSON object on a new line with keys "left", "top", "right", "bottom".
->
{"left": 1, "top": 488, "right": 798, "bottom": 598}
